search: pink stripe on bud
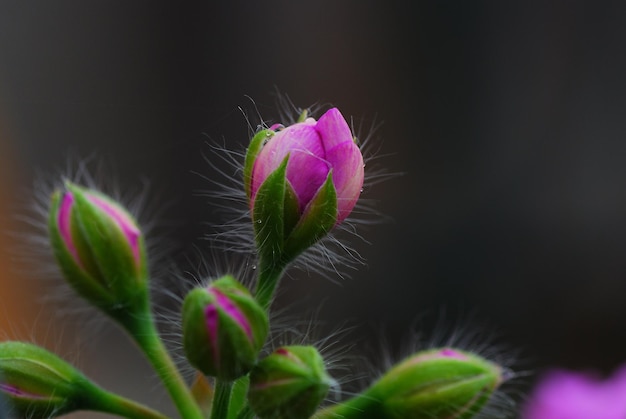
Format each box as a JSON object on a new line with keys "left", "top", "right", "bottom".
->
{"left": 204, "top": 305, "right": 220, "bottom": 365}
{"left": 58, "top": 192, "right": 81, "bottom": 266}
{"left": 439, "top": 348, "right": 468, "bottom": 359}
{"left": 210, "top": 289, "right": 253, "bottom": 340}
{"left": 0, "top": 383, "right": 45, "bottom": 399}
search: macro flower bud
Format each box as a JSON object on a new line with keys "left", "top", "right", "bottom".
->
{"left": 314, "top": 348, "right": 503, "bottom": 419}
{"left": 182, "top": 275, "right": 268, "bottom": 380}
{"left": 244, "top": 108, "right": 364, "bottom": 262}
{"left": 0, "top": 341, "right": 98, "bottom": 417}
{"left": 248, "top": 345, "right": 332, "bottom": 419}
{"left": 48, "top": 182, "right": 148, "bottom": 313}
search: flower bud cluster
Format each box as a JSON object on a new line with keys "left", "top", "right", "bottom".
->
{"left": 0, "top": 103, "right": 510, "bottom": 419}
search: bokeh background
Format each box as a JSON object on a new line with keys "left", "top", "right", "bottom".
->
{"left": 2, "top": 1, "right": 626, "bottom": 417}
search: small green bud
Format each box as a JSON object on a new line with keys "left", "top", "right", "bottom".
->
{"left": 315, "top": 347, "right": 503, "bottom": 419}
{"left": 0, "top": 341, "right": 98, "bottom": 417}
{"left": 248, "top": 345, "right": 332, "bottom": 419}
{"left": 48, "top": 182, "right": 149, "bottom": 316}
{"left": 182, "top": 275, "right": 268, "bottom": 381}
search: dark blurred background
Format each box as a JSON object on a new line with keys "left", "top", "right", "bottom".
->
{"left": 2, "top": 1, "right": 626, "bottom": 417}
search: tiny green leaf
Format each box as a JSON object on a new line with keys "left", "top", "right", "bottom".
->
{"left": 244, "top": 129, "right": 274, "bottom": 198}
{"left": 283, "top": 172, "right": 337, "bottom": 261}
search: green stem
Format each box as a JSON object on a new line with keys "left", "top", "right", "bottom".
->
{"left": 312, "top": 392, "right": 382, "bottom": 419}
{"left": 89, "top": 385, "right": 170, "bottom": 419}
{"left": 123, "top": 302, "right": 204, "bottom": 419}
{"left": 235, "top": 405, "right": 255, "bottom": 419}
{"left": 210, "top": 380, "right": 233, "bottom": 419}
{"left": 254, "top": 258, "right": 286, "bottom": 310}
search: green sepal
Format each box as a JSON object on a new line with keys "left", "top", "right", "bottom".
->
{"left": 248, "top": 345, "right": 331, "bottom": 419}
{"left": 227, "top": 375, "right": 250, "bottom": 419}
{"left": 252, "top": 156, "right": 289, "bottom": 264}
{"left": 283, "top": 172, "right": 337, "bottom": 262}
{"left": 244, "top": 129, "right": 274, "bottom": 198}
{"left": 282, "top": 182, "right": 301, "bottom": 240}
{"left": 379, "top": 368, "right": 494, "bottom": 418}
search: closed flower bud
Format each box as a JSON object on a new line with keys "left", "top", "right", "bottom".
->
{"left": 0, "top": 341, "right": 99, "bottom": 417}
{"left": 248, "top": 345, "right": 332, "bottom": 419}
{"left": 182, "top": 275, "right": 268, "bottom": 381}
{"left": 48, "top": 182, "right": 148, "bottom": 313}
{"left": 315, "top": 348, "right": 503, "bottom": 419}
{"left": 244, "top": 108, "right": 364, "bottom": 262}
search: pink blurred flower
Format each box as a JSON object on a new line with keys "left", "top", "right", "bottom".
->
{"left": 250, "top": 107, "right": 364, "bottom": 224}
{"left": 522, "top": 365, "right": 626, "bottom": 419}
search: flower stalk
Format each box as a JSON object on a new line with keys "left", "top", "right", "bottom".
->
{"left": 123, "top": 302, "right": 204, "bottom": 419}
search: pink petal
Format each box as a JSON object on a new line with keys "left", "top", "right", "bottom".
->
{"left": 315, "top": 108, "right": 353, "bottom": 151}
{"left": 285, "top": 149, "right": 330, "bottom": 211}
{"left": 58, "top": 193, "right": 81, "bottom": 265}
{"left": 251, "top": 123, "right": 322, "bottom": 202}
{"left": 325, "top": 141, "right": 364, "bottom": 223}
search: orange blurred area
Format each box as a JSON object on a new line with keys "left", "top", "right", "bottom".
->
{"left": 0, "top": 116, "right": 37, "bottom": 340}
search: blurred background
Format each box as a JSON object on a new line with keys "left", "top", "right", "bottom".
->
{"left": 2, "top": 1, "right": 626, "bottom": 417}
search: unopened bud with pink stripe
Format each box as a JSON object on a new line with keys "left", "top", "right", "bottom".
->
{"left": 49, "top": 182, "right": 148, "bottom": 312}
{"left": 182, "top": 275, "right": 268, "bottom": 380}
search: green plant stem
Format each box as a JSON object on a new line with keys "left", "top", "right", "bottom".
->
{"left": 210, "top": 380, "right": 233, "bottom": 419}
{"left": 123, "top": 301, "right": 204, "bottom": 419}
{"left": 235, "top": 405, "right": 255, "bottom": 419}
{"left": 89, "top": 385, "right": 170, "bottom": 419}
{"left": 254, "top": 258, "right": 286, "bottom": 310}
{"left": 312, "top": 392, "right": 381, "bottom": 419}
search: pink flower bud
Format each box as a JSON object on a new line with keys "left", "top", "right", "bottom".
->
{"left": 250, "top": 107, "right": 364, "bottom": 224}
{"left": 182, "top": 276, "right": 269, "bottom": 381}
{"left": 49, "top": 182, "right": 148, "bottom": 311}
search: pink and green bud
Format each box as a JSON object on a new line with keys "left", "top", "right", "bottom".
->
{"left": 244, "top": 108, "right": 364, "bottom": 262}
{"left": 0, "top": 341, "right": 99, "bottom": 417}
{"left": 248, "top": 345, "right": 332, "bottom": 419}
{"left": 182, "top": 275, "right": 268, "bottom": 381}
{"left": 314, "top": 348, "right": 503, "bottom": 419}
{"left": 48, "top": 182, "right": 148, "bottom": 313}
